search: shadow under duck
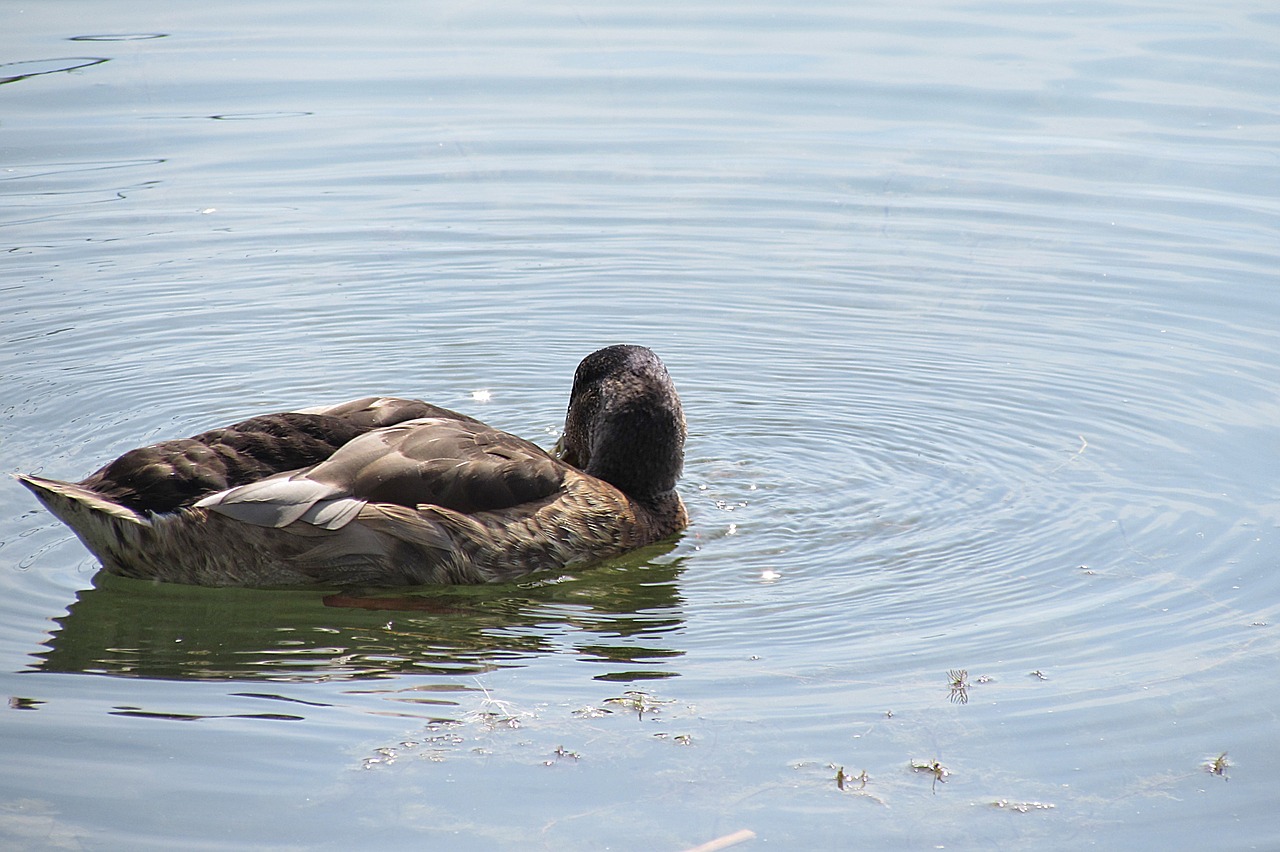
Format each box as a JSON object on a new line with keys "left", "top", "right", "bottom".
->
{"left": 18, "top": 345, "right": 687, "bottom": 587}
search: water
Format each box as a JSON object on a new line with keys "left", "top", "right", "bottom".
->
{"left": 3, "top": 0, "right": 1279, "bottom": 848}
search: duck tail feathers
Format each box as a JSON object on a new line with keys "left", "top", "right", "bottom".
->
{"left": 17, "top": 474, "right": 148, "bottom": 526}
{"left": 15, "top": 474, "right": 152, "bottom": 568}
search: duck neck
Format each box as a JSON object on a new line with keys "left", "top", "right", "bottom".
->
{"left": 636, "top": 488, "right": 687, "bottom": 528}
{"left": 584, "top": 404, "right": 684, "bottom": 503}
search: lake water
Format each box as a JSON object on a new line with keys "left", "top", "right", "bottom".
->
{"left": 3, "top": 0, "right": 1279, "bottom": 848}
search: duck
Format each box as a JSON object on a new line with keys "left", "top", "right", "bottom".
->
{"left": 17, "top": 345, "right": 687, "bottom": 587}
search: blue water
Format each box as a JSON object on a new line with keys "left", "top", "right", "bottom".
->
{"left": 3, "top": 1, "right": 1279, "bottom": 849}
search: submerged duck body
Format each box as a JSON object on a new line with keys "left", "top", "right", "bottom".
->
{"left": 18, "top": 345, "right": 687, "bottom": 587}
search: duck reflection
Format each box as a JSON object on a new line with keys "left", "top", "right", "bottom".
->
{"left": 34, "top": 546, "right": 685, "bottom": 682}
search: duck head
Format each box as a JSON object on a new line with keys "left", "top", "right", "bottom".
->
{"left": 557, "top": 345, "right": 685, "bottom": 502}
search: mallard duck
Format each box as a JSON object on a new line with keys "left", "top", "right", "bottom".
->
{"left": 18, "top": 345, "right": 687, "bottom": 587}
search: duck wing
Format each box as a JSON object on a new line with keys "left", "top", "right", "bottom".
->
{"left": 79, "top": 397, "right": 471, "bottom": 514}
{"left": 295, "top": 396, "right": 480, "bottom": 428}
{"left": 196, "top": 417, "right": 566, "bottom": 530}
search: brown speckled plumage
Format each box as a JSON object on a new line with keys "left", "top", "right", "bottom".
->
{"left": 18, "top": 346, "right": 687, "bottom": 587}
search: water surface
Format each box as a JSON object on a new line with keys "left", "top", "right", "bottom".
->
{"left": 3, "top": 1, "right": 1279, "bottom": 849}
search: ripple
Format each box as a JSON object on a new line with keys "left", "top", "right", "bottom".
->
{"left": 0, "top": 57, "right": 107, "bottom": 85}
{"left": 68, "top": 34, "right": 167, "bottom": 42}
{"left": 0, "top": 159, "right": 166, "bottom": 183}
{"left": 208, "top": 112, "right": 314, "bottom": 121}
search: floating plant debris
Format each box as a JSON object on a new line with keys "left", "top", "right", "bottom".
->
{"left": 1204, "top": 752, "right": 1230, "bottom": 779}
{"left": 992, "top": 799, "right": 1056, "bottom": 813}
{"left": 910, "top": 759, "right": 950, "bottom": 792}
{"left": 948, "top": 669, "right": 970, "bottom": 704}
